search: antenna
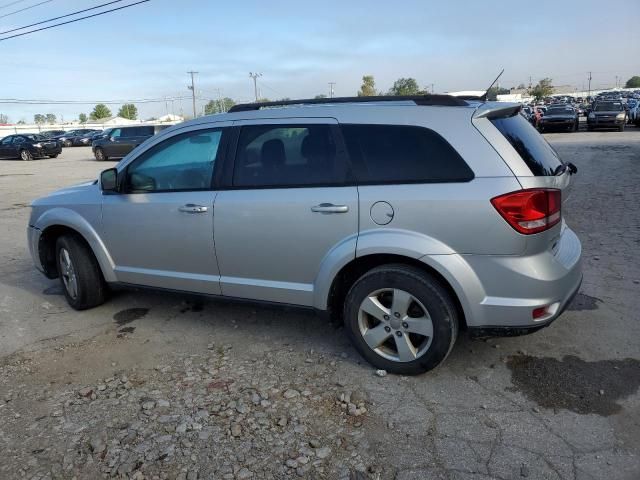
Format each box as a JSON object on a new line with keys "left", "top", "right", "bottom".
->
{"left": 480, "top": 68, "right": 505, "bottom": 101}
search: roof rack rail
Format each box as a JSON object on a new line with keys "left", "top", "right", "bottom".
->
{"left": 228, "top": 94, "right": 468, "bottom": 113}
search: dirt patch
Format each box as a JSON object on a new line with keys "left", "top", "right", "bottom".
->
{"left": 507, "top": 355, "right": 640, "bottom": 416}
{"left": 117, "top": 326, "right": 136, "bottom": 338}
{"left": 567, "top": 293, "right": 602, "bottom": 311}
{"left": 113, "top": 308, "right": 149, "bottom": 326}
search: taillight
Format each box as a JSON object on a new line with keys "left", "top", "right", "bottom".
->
{"left": 491, "top": 188, "right": 561, "bottom": 235}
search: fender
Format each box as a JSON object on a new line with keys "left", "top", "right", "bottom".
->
{"left": 34, "top": 207, "right": 117, "bottom": 283}
{"left": 312, "top": 233, "right": 358, "bottom": 310}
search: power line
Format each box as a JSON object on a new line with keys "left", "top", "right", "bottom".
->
{"left": 0, "top": 0, "right": 54, "bottom": 19}
{"left": 0, "top": 0, "right": 29, "bottom": 10}
{"left": 0, "top": 0, "right": 150, "bottom": 41}
{"left": 0, "top": 0, "right": 126, "bottom": 36}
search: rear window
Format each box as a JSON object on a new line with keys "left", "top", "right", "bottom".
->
{"left": 490, "top": 114, "right": 563, "bottom": 176}
{"left": 341, "top": 124, "right": 473, "bottom": 184}
{"left": 594, "top": 102, "right": 623, "bottom": 112}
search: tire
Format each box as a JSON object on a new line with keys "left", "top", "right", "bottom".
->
{"left": 343, "top": 264, "right": 459, "bottom": 375}
{"left": 94, "top": 147, "right": 107, "bottom": 161}
{"left": 587, "top": 125, "right": 594, "bottom": 132}
{"left": 619, "top": 124, "right": 625, "bottom": 132}
{"left": 63, "top": 140, "right": 72, "bottom": 147}
{"left": 48, "top": 154, "right": 59, "bottom": 158}
{"left": 19, "top": 149, "right": 33, "bottom": 161}
{"left": 55, "top": 234, "right": 108, "bottom": 310}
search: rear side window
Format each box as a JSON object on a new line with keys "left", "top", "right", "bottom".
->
{"left": 341, "top": 124, "right": 473, "bottom": 184}
{"left": 233, "top": 124, "right": 349, "bottom": 187}
{"left": 490, "top": 114, "right": 563, "bottom": 176}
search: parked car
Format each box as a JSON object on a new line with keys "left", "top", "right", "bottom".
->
{"left": 537, "top": 105, "right": 579, "bottom": 132}
{"left": 72, "top": 130, "right": 102, "bottom": 146}
{"left": 625, "top": 99, "right": 638, "bottom": 124}
{"left": 41, "top": 130, "right": 66, "bottom": 138}
{"left": 587, "top": 101, "right": 627, "bottom": 131}
{"left": 92, "top": 125, "right": 168, "bottom": 160}
{"left": 28, "top": 96, "right": 581, "bottom": 375}
{"left": 0, "top": 133, "right": 62, "bottom": 160}
{"left": 54, "top": 129, "right": 97, "bottom": 147}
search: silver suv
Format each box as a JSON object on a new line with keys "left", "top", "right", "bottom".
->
{"left": 27, "top": 96, "right": 582, "bottom": 374}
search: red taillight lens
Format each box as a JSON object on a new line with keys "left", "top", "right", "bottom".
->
{"left": 491, "top": 188, "right": 561, "bottom": 235}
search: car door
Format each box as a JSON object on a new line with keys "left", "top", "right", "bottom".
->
{"left": 214, "top": 118, "right": 358, "bottom": 306}
{"left": 0, "top": 135, "right": 14, "bottom": 158}
{"left": 101, "top": 124, "right": 230, "bottom": 294}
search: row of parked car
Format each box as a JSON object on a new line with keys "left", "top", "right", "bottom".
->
{"left": 521, "top": 98, "right": 637, "bottom": 132}
{"left": 0, "top": 125, "right": 169, "bottom": 161}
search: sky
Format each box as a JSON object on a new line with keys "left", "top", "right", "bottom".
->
{"left": 0, "top": 0, "right": 639, "bottom": 123}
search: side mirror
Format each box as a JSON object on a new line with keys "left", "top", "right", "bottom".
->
{"left": 109, "top": 136, "right": 116, "bottom": 142}
{"left": 100, "top": 168, "right": 118, "bottom": 192}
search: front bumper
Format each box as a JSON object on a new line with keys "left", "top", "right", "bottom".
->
{"left": 425, "top": 226, "right": 582, "bottom": 331}
{"left": 588, "top": 117, "right": 624, "bottom": 128}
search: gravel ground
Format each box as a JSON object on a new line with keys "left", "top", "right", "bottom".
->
{"left": 1, "top": 129, "right": 640, "bottom": 480}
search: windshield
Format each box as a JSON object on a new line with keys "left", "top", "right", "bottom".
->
{"left": 491, "top": 113, "right": 563, "bottom": 176}
{"left": 546, "top": 107, "right": 573, "bottom": 115}
{"left": 594, "top": 102, "right": 623, "bottom": 112}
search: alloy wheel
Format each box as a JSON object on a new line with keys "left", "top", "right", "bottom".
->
{"left": 357, "top": 288, "right": 434, "bottom": 362}
{"left": 59, "top": 248, "right": 78, "bottom": 299}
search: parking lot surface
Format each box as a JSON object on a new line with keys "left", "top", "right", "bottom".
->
{"left": 1, "top": 132, "right": 639, "bottom": 479}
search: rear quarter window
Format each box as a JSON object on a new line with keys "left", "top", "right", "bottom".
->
{"left": 490, "top": 114, "right": 563, "bottom": 176}
{"left": 341, "top": 124, "right": 473, "bottom": 184}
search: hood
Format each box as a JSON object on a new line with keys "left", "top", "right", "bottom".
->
{"left": 31, "top": 180, "right": 98, "bottom": 206}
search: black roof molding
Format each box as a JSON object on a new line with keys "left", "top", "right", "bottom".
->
{"left": 228, "top": 95, "right": 469, "bottom": 112}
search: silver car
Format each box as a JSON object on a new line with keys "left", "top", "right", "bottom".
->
{"left": 27, "top": 96, "right": 582, "bottom": 374}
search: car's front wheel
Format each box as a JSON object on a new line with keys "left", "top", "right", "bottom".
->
{"left": 94, "top": 147, "right": 107, "bottom": 161}
{"left": 48, "top": 154, "right": 59, "bottom": 158}
{"left": 344, "top": 264, "right": 458, "bottom": 375}
{"left": 63, "top": 140, "right": 72, "bottom": 147}
{"left": 55, "top": 234, "right": 108, "bottom": 310}
{"left": 19, "top": 149, "right": 33, "bottom": 161}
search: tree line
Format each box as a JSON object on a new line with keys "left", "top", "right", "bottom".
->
{"left": 31, "top": 103, "right": 138, "bottom": 125}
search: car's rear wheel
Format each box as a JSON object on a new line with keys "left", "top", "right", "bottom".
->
{"left": 19, "top": 149, "right": 33, "bottom": 161}
{"left": 94, "top": 147, "right": 107, "bottom": 161}
{"left": 63, "top": 140, "right": 72, "bottom": 147}
{"left": 55, "top": 234, "right": 108, "bottom": 310}
{"left": 48, "top": 154, "right": 59, "bottom": 158}
{"left": 344, "top": 264, "right": 458, "bottom": 375}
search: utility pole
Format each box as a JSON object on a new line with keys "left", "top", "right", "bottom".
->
{"left": 187, "top": 71, "right": 198, "bottom": 118}
{"left": 328, "top": 82, "right": 336, "bottom": 98}
{"left": 587, "top": 71, "right": 592, "bottom": 100}
{"left": 431, "top": 83, "right": 435, "bottom": 94}
{"left": 249, "top": 72, "right": 262, "bottom": 102}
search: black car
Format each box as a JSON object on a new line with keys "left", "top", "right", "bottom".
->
{"left": 537, "top": 105, "right": 579, "bottom": 132}
{"left": 587, "top": 101, "right": 627, "bottom": 131}
{"left": 92, "top": 125, "right": 168, "bottom": 161}
{"left": 0, "top": 134, "right": 62, "bottom": 160}
{"left": 41, "top": 130, "right": 66, "bottom": 138}
{"left": 71, "top": 129, "right": 102, "bottom": 146}
{"left": 54, "top": 129, "right": 98, "bottom": 147}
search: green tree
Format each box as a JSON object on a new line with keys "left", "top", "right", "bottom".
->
{"left": 78, "top": 113, "right": 88, "bottom": 124}
{"left": 34, "top": 114, "right": 45, "bottom": 124}
{"left": 0, "top": 113, "right": 8, "bottom": 123}
{"left": 118, "top": 103, "right": 138, "bottom": 120}
{"left": 357, "top": 75, "right": 377, "bottom": 96}
{"left": 314, "top": 94, "right": 327, "bottom": 99}
{"left": 90, "top": 104, "right": 112, "bottom": 120}
{"left": 45, "top": 113, "right": 56, "bottom": 124}
{"left": 530, "top": 78, "right": 554, "bottom": 100}
{"left": 204, "top": 97, "right": 236, "bottom": 114}
{"left": 388, "top": 77, "right": 421, "bottom": 96}
{"left": 625, "top": 76, "right": 640, "bottom": 88}
{"left": 17, "top": 119, "right": 26, "bottom": 125}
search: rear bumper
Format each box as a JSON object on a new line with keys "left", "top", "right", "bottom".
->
{"left": 423, "top": 226, "right": 582, "bottom": 330}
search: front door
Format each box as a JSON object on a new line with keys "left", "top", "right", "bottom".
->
{"left": 214, "top": 120, "right": 358, "bottom": 306}
{"left": 0, "top": 136, "right": 14, "bottom": 158}
{"left": 102, "top": 126, "right": 228, "bottom": 294}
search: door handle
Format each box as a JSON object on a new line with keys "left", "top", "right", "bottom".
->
{"left": 311, "top": 203, "right": 349, "bottom": 214}
{"left": 179, "top": 204, "right": 208, "bottom": 213}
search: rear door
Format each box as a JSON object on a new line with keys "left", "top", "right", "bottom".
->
{"left": 0, "top": 135, "right": 14, "bottom": 158}
{"left": 213, "top": 118, "right": 358, "bottom": 306}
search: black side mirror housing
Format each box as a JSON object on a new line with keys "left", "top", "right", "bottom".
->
{"left": 100, "top": 168, "right": 118, "bottom": 192}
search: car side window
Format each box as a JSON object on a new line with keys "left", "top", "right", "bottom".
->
{"left": 341, "top": 124, "right": 474, "bottom": 184}
{"left": 233, "top": 124, "right": 348, "bottom": 188}
{"left": 110, "top": 128, "right": 121, "bottom": 139}
{"left": 1, "top": 136, "right": 13, "bottom": 145}
{"left": 125, "top": 128, "right": 223, "bottom": 193}
{"left": 13, "top": 136, "right": 25, "bottom": 144}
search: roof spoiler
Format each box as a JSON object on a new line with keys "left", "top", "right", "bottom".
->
{"left": 473, "top": 102, "right": 521, "bottom": 120}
